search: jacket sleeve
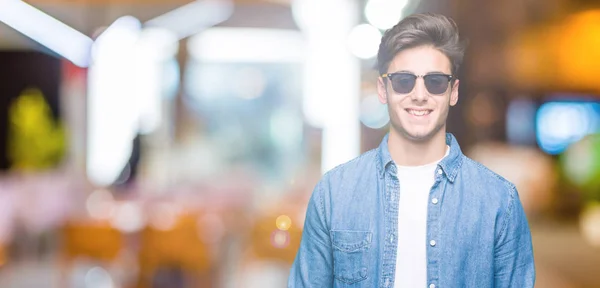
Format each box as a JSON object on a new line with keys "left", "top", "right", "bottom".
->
{"left": 494, "top": 185, "right": 536, "bottom": 287}
{"left": 288, "top": 180, "right": 334, "bottom": 287}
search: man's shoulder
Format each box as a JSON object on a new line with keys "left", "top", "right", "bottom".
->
{"left": 311, "top": 149, "right": 380, "bottom": 214}
{"left": 312, "top": 148, "right": 379, "bottom": 197}
{"left": 322, "top": 148, "right": 379, "bottom": 181}
{"left": 460, "top": 155, "right": 518, "bottom": 198}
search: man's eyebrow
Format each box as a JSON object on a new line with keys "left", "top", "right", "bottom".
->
{"left": 426, "top": 71, "right": 450, "bottom": 75}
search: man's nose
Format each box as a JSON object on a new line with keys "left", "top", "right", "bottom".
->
{"left": 410, "top": 78, "right": 428, "bottom": 102}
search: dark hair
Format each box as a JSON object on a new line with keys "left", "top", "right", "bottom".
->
{"left": 377, "top": 13, "right": 466, "bottom": 76}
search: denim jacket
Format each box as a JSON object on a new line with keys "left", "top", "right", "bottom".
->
{"left": 289, "top": 133, "right": 535, "bottom": 288}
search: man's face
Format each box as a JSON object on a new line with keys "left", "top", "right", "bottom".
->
{"left": 377, "top": 45, "right": 459, "bottom": 142}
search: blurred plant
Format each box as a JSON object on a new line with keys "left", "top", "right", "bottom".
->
{"left": 7, "top": 87, "right": 66, "bottom": 171}
{"left": 560, "top": 134, "right": 600, "bottom": 202}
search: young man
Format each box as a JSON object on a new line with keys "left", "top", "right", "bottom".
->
{"left": 288, "top": 13, "right": 535, "bottom": 288}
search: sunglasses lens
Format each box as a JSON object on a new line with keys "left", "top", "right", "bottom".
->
{"left": 390, "top": 74, "right": 416, "bottom": 94}
{"left": 424, "top": 75, "right": 450, "bottom": 94}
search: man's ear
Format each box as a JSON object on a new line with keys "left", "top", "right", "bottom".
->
{"left": 450, "top": 79, "right": 459, "bottom": 106}
{"left": 377, "top": 77, "right": 388, "bottom": 104}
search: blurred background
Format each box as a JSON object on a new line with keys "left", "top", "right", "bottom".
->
{"left": 0, "top": 0, "right": 599, "bottom": 287}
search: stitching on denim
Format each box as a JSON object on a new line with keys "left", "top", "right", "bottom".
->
{"left": 331, "top": 232, "right": 372, "bottom": 252}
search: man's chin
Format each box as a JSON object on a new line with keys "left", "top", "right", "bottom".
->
{"left": 400, "top": 126, "right": 440, "bottom": 142}
{"left": 391, "top": 121, "right": 445, "bottom": 143}
{"left": 405, "top": 132, "right": 434, "bottom": 142}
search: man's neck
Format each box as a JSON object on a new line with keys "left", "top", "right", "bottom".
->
{"left": 388, "top": 128, "right": 448, "bottom": 167}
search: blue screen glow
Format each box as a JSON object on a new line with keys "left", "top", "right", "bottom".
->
{"left": 536, "top": 101, "right": 600, "bottom": 155}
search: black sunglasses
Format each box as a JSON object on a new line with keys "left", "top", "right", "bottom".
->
{"left": 382, "top": 72, "right": 454, "bottom": 95}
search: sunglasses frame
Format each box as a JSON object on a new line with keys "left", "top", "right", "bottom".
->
{"left": 381, "top": 72, "right": 455, "bottom": 95}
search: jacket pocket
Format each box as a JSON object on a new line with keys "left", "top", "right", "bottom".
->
{"left": 331, "top": 230, "right": 372, "bottom": 285}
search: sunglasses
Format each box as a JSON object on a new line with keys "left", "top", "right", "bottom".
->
{"left": 381, "top": 72, "right": 454, "bottom": 95}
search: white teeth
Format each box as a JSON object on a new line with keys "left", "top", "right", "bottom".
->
{"left": 408, "top": 109, "right": 430, "bottom": 116}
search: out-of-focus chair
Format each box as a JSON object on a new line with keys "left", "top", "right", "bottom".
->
{"left": 62, "top": 221, "right": 123, "bottom": 261}
{"left": 59, "top": 220, "right": 124, "bottom": 286}
{"left": 137, "top": 213, "right": 214, "bottom": 288}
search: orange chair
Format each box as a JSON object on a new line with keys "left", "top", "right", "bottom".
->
{"left": 59, "top": 221, "right": 125, "bottom": 287}
{"left": 137, "top": 213, "right": 214, "bottom": 288}
{"left": 62, "top": 221, "right": 124, "bottom": 262}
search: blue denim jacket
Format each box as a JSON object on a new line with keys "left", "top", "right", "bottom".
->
{"left": 289, "top": 133, "right": 535, "bottom": 288}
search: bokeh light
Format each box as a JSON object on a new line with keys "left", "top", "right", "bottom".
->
{"left": 110, "top": 202, "right": 144, "bottom": 233}
{"left": 275, "top": 215, "right": 292, "bottom": 231}
{"left": 365, "top": 0, "right": 409, "bottom": 30}
{"left": 270, "top": 230, "right": 290, "bottom": 249}
{"left": 347, "top": 24, "right": 382, "bottom": 59}
{"left": 84, "top": 266, "right": 114, "bottom": 288}
{"left": 86, "top": 189, "right": 116, "bottom": 220}
{"left": 360, "top": 94, "right": 389, "bottom": 129}
{"left": 536, "top": 101, "right": 600, "bottom": 155}
{"left": 580, "top": 203, "right": 600, "bottom": 248}
{"left": 561, "top": 134, "right": 600, "bottom": 193}
{"left": 148, "top": 202, "right": 180, "bottom": 231}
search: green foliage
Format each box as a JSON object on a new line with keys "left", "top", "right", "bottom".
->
{"left": 7, "top": 88, "right": 66, "bottom": 171}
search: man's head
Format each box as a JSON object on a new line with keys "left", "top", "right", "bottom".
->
{"left": 376, "top": 13, "right": 466, "bottom": 143}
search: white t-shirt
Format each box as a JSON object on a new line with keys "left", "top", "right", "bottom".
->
{"left": 394, "top": 146, "right": 449, "bottom": 288}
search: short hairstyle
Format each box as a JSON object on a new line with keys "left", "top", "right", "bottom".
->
{"left": 377, "top": 13, "right": 467, "bottom": 76}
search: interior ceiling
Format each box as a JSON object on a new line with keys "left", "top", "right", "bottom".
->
{"left": 0, "top": 0, "right": 439, "bottom": 50}
{"left": 0, "top": 0, "right": 296, "bottom": 49}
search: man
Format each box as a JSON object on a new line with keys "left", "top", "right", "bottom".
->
{"left": 288, "top": 13, "right": 535, "bottom": 288}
